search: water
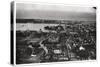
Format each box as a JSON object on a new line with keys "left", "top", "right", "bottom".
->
{"left": 16, "top": 23, "right": 59, "bottom": 31}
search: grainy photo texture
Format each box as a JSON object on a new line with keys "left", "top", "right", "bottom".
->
{"left": 14, "top": 3, "right": 96, "bottom": 64}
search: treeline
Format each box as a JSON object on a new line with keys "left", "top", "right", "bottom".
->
{"left": 16, "top": 19, "right": 60, "bottom": 24}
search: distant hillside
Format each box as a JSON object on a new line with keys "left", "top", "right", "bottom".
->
{"left": 16, "top": 19, "right": 96, "bottom": 24}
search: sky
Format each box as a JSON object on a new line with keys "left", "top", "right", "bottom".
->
{"left": 16, "top": 3, "right": 96, "bottom": 21}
